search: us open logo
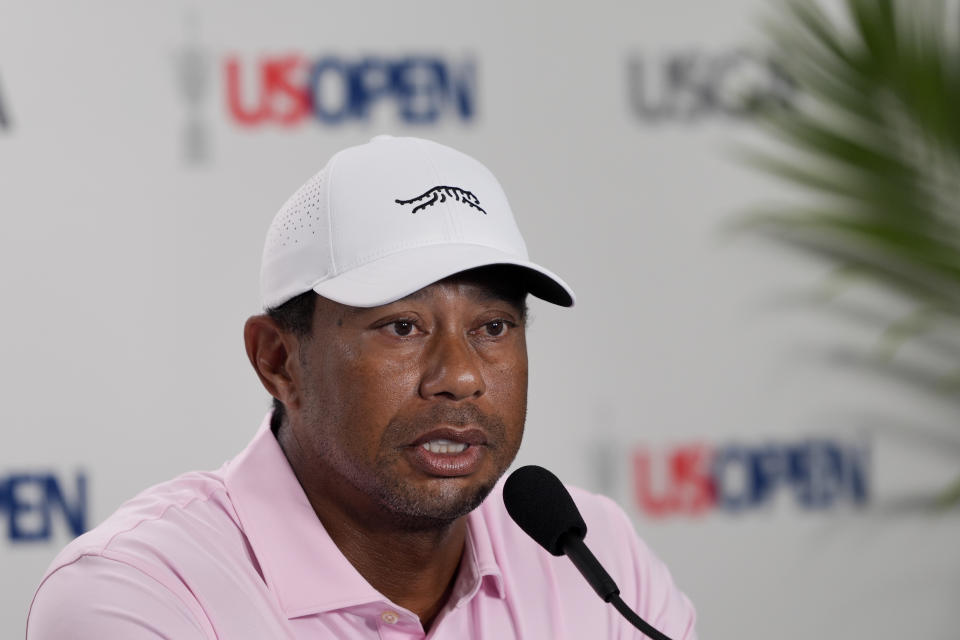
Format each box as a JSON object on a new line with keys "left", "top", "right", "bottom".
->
{"left": 631, "top": 439, "right": 869, "bottom": 517}
{"left": 225, "top": 54, "right": 476, "bottom": 127}
{"left": 627, "top": 48, "right": 796, "bottom": 123}
{"left": 173, "top": 15, "right": 477, "bottom": 164}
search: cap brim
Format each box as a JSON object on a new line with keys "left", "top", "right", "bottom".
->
{"left": 311, "top": 244, "right": 575, "bottom": 308}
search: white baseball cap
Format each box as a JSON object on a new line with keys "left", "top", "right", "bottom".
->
{"left": 260, "top": 135, "right": 575, "bottom": 309}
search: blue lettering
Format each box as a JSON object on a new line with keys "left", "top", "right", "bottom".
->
{"left": 788, "top": 441, "right": 839, "bottom": 508}
{"left": 0, "top": 472, "right": 88, "bottom": 542}
{"left": 786, "top": 441, "right": 870, "bottom": 508}
{"left": 309, "top": 58, "right": 351, "bottom": 124}
{"left": 709, "top": 440, "right": 870, "bottom": 513}
{"left": 7, "top": 475, "right": 49, "bottom": 541}
{"left": 748, "top": 445, "right": 787, "bottom": 505}
{"left": 392, "top": 58, "right": 475, "bottom": 123}
{"left": 45, "top": 473, "right": 87, "bottom": 537}
{"left": 306, "top": 56, "right": 475, "bottom": 125}
{"left": 712, "top": 446, "right": 752, "bottom": 511}
{"left": 348, "top": 58, "right": 392, "bottom": 120}
{"left": 393, "top": 57, "right": 446, "bottom": 123}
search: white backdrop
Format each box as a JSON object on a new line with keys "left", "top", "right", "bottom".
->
{"left": 2, "top": 1, "right": 959, "bottom": 638}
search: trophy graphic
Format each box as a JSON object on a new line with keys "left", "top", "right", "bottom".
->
{"left": 0, "top": 75, "right": 10, "bottom": 131}
{"left": 175, "top": 12, "right": 211, "bottom": 164}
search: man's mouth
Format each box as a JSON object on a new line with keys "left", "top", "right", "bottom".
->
{"left": 409, "top": 426, "right": 487, "bottom": 449}
{"left": 420, "top": 438, "right": 469, "bottom": 454}
{"left": 405, "top": 427, "right": 489, "bottom": 476}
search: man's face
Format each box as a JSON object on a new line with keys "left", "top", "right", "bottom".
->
{"left": 286, "top": 272, "right": 528, "bottom": 528}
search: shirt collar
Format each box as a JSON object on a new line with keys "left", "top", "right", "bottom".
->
{"left": 456, "top": 499, "right": 506, "bottom": 604}
{"left": 224, "top": 414, "right": 505, "bottom": 619}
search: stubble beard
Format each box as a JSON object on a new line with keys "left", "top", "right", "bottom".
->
{"left": 369, "top": 470, "right": 497, "bottom": 531}
{"left": 313, "top": 402, "right": 523, "bottom": 531}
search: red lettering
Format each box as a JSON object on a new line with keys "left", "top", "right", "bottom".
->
{"left": 263, "top": 56, "right": 310, "bottom": 126}
{"left": 633, "top": 444, "right": 715, "bottom": 518}
{"left": 671, "top": 444, "right": 715, "bottom": 515}
{"left": 225, "top": 55, "right": 309, "bottom": 127}
{"left": 225, "top": 56, "right": 268, "bottom": 125}
{"left": 633, "top": 449, "right": 677, "bottom": 517}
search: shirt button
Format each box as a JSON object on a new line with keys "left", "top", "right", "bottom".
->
{"left": 380, "top": 610, "right": 399, "bottom": 624}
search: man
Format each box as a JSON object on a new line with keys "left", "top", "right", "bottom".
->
{"left": 27, "top": 136, "right": 697, "bottom": 638}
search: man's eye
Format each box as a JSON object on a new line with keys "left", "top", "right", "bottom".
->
{"left": 484, "top": 320, "right": 508, "bottom": 337}
{"left": 391, "top": 320, "right": 415, "bottom": 336}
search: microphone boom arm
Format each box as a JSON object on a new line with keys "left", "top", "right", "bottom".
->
{"left": 560, "top": 533, "right": 674, "bottom": 640}
{"left": 503, "top": 466, "right": 676, "bottom": 640}
{"left": 560, "top": 532, "right": 620, "bottom": 601}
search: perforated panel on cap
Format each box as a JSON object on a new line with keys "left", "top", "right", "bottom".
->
{"left": 264, "top": 167, "right": 328, "bottom": 253}
{"left": 259, "top": 136, "right": 574, "bottom": 309}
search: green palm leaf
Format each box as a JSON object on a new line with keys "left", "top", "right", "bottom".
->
{"left": 740, "top": 0, "right": 960, "bottom": 505}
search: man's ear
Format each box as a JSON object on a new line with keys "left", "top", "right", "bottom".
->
{"left": 243, "top": 315, "right": 301, "bottom": 411}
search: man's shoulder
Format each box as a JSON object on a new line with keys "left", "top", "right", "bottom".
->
{"left": 28, "top": 462, "right": 284, "bottom": 640}
{"left": 43, "top": 467, "right": 243, "bottom": 580}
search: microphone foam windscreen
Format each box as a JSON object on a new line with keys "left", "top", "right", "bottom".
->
{"left": 503, "top": 465, "right": 587, "bottom": 556}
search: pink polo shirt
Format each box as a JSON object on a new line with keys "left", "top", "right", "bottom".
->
{"left": 27, "top": 416, "right": 697, "bottom": 639}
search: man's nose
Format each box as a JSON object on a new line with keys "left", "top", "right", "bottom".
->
{"left": 419, "top": 332, "right": 486, "bottom": 401}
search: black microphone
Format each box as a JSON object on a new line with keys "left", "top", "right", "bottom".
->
{"left": 503, "top": 465, "right": 674, "bottom": 640}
